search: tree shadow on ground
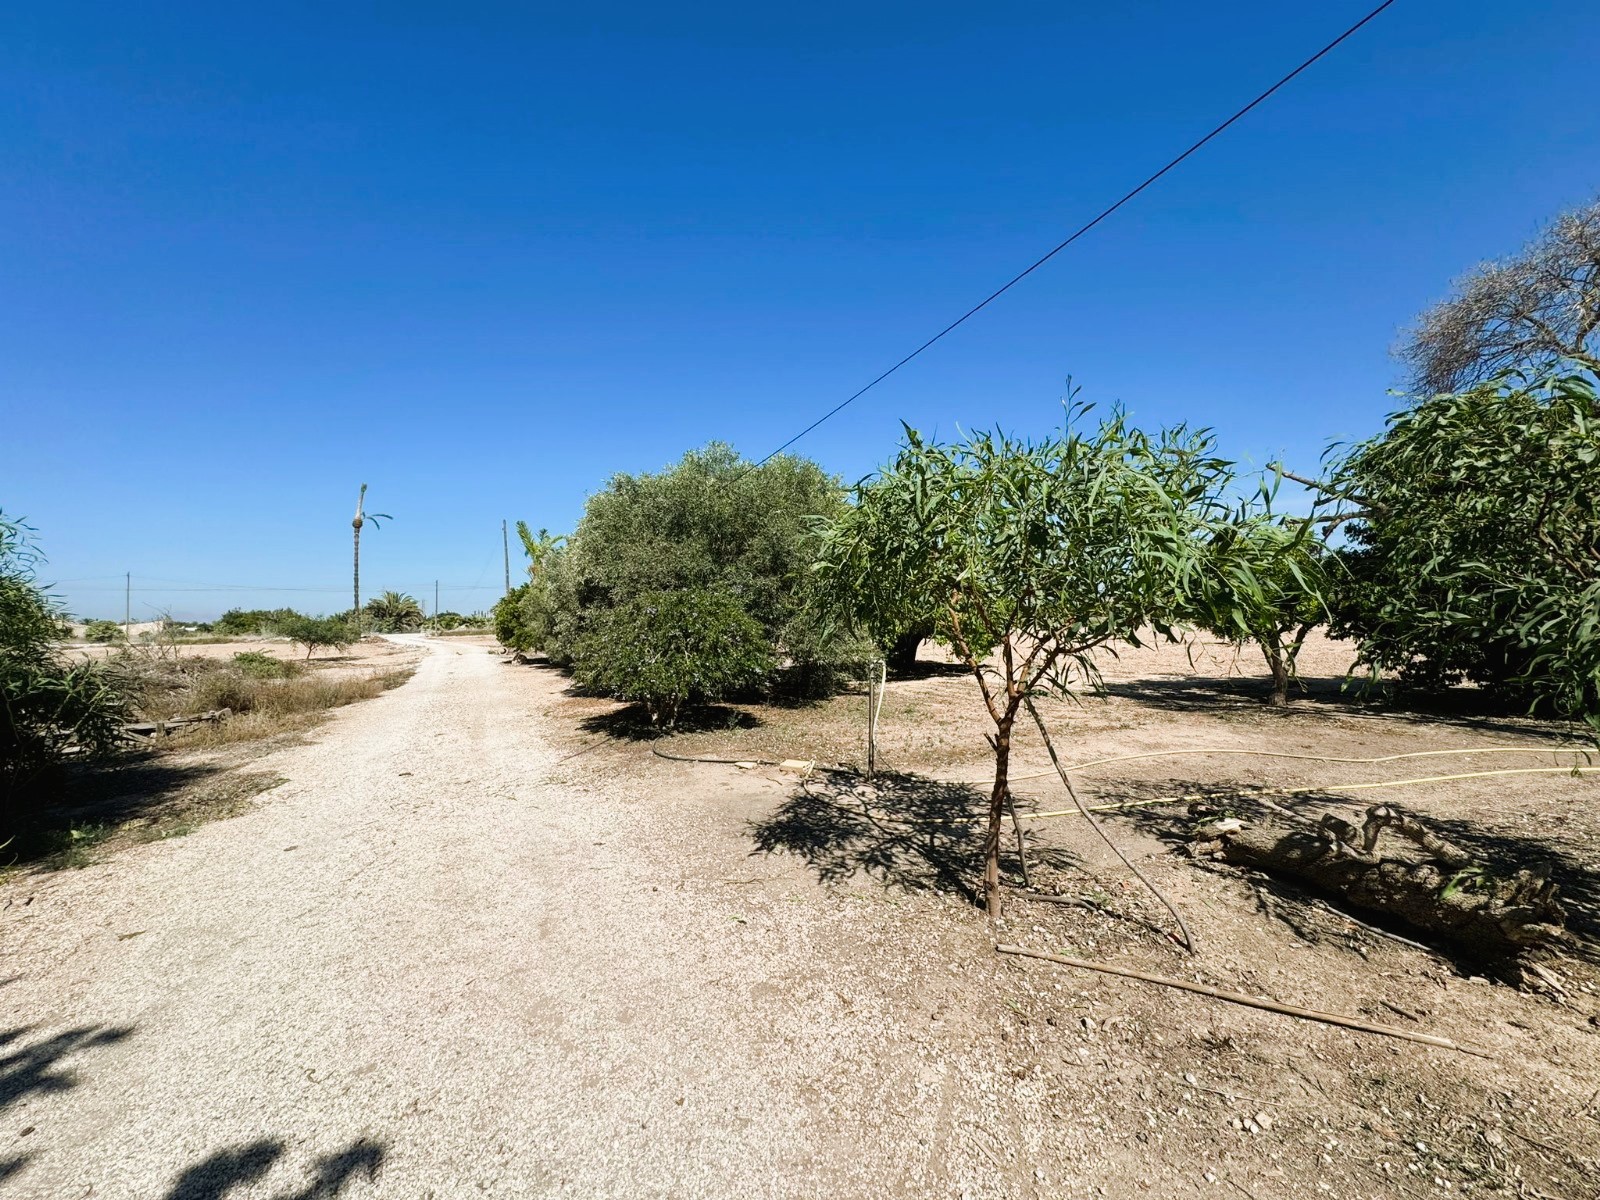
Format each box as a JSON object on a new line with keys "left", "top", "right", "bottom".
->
{"left": 749, "top": 771, "right": 1076, "bottom": 905}
{"left": 0, "top": 1022, "right": 135, "bottom": 1114}
{"left": 4, "top": 755, "right": 243, "bottom": 866}
{"left": 164, "top": 1137, "right": 386, "bottom": 1200}
{"left": 578, "top": 703, "right": 762, "bottom": 742}
{"left": 1106, "top": 674, "right": 1591, "bottom": 740}
{"left": 886, "top": 659, "right": 969, "bottom": 682}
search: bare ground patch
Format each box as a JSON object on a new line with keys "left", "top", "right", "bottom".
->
{"left": 535, "top": 632, "right": 1600, "bottom": 1198}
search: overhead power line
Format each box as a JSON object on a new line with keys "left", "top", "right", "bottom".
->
{"left": 747, "top": 0, "right": 1398, "bottom": 469}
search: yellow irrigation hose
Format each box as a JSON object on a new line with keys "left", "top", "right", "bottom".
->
{"left": 1019, "top": 764, "right": 1600, "bottom": 822}
{"left": 985, "top": 743, "right": 1596, "bottom": 785}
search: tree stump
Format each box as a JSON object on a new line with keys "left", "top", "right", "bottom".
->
{"left": 1192, "top": 802, "right": 1567, "bottom": 976}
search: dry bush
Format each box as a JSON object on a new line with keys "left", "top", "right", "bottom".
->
{"left": 108, "top": 648, "right": 413, "bottom": 745}
{"left": 170, "top": 669, "right": 412, "bottom": 747}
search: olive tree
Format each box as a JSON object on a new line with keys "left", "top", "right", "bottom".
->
{"left": 1401, "top": 195, "right": 1600, "bottom": 394}
{"left": 815, "top": 414, "right": 1232, "bottom": 916}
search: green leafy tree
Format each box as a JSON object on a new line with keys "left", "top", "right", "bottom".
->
{"left": 1191, "top": 512, "right": 1331, "bottom": 706}
{"left": 569, "top": 443, "right": 853, "bottom": 690}
{"left": 2, "top": 512, "right": 127, "bottom": 823}
{"left": 1315, "top": 368, "right": 1600, "bottom": 726}
{"left": 815, "top": 414, "right": 1231, "bottom": 915}
{"left": 496, "top": 526, "right": 582, "bottom": 660}
{"left": 571, "top": 588, "right": 772, "bottom": 727}
{"left": 280, "top": 615, "right": 355, "bottom": 660}
{"left": 83, "top": 619, "right": 125, "bottom": 643}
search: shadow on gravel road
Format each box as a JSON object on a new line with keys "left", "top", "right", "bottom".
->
{"left": 750, "top": 771, "right": 1076, "bottom": 905}
{"left": 0, "top": 1022, "right": 135, "bottom": 1114}
{"left": 165, "top": 1136, "right": 386, "bottom": 1200}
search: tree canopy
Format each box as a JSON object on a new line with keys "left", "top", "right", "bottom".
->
{"left": 815, "top": 413, "right": 1233, "bottom": 914}
{"left": 1324, "top": 368, "right": 1600, "bottom": 727}
{"left": 1401, "top": 194, "right": 1600, "bottom": 394}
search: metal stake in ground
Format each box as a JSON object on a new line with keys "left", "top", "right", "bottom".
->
{"left": 1023, "top": 696, "right": 1196, "bottom": 954}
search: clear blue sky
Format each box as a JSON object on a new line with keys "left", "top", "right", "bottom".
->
{"left": 4, "top": 1, "right": 1597, "bottom": 620}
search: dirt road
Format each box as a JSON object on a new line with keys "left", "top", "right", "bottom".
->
{"left": 1, "top": 638, "right": 1029, "bottom": 1199}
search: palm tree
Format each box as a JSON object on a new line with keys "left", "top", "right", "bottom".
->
{"left": 515, "top": 522, "right": 567, "bottom": 579}
{"left": 351, "top": 484, "right": 391, "bottom": 637}
{"left": 364, "top": 590, "right": 424, "bottom": 633}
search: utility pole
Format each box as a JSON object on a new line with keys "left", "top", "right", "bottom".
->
{"left": 125, "top": 572, "right": 131, "bottom": 641}
{"left": 502, "top": 520, "right": 511, "bottom": 596}
{"left": 434, "top": 579, "right": 439, "bottom": 634}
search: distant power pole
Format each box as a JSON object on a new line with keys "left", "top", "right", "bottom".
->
{"left": 125, "top": 572, "right": 131, "bottom": 639}
{"left": 502, "top": 520, "right": 511, "bottom": 596}
{"left": 434, "top": 579, "right": 440, "bottom": 630}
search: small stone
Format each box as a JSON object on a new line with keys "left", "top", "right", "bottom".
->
{"left": 1255, "top": 1111, "right": 1274, "bottom": 1131}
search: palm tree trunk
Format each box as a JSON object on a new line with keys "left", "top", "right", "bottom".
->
{"left": 352, "top": 523, "right": 362, "bottom": 636}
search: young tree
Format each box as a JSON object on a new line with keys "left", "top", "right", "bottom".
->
{"left": 281, "top": 615, "right": 354, "bottom": 661}
{"left": 815, "top": 414, "right": 1231, "bottom": 916}
{"left": 1401, "top": 194, "right": 1600, "bottom": 393}
{"left": 571, "top": 588, "right": 772, "bottom": 727}
{"left": 1192, "top": 512, "right": 1330, "bottom": 706}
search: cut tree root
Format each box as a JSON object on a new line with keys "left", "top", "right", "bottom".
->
{"left": 994, "top": 944, "right": 1495, "bottom": 1059}
{"left": 1192, "top": 803, "right": 1567, "bottom": 978}
{"left": 1024, "top": 698, "right": 1196, "bottom": 954}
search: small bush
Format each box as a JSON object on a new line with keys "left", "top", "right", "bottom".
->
{"left": 572, "top": 588, "right": 772, "bottom": 727}
{"left": 231, "top": 651, "right": 302, "bottom": 680}
{"left": 214, "top": 607, "right": 304, "bottom": 637}
{"left": 3, "top": 513, "right": 128, "bottom": 826}
{"left": 83, "top": 619, "right": 125, "bottom": 643}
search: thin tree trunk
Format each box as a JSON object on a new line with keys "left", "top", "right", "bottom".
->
{"left": 1265, "top": 643, "right": 1289, "bottom": 707}
{"left": 984, "top": 715, "right": 1014, "bottom": 917}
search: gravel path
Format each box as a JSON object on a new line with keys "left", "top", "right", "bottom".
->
{"left": 1, "top": 639, "right": 1017, "bottom": 1199}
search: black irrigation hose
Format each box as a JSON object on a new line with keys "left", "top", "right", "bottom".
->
{"left": 651, "top": 746, "right": 781, "bottom": 766}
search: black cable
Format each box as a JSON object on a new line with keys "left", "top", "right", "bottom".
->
{"left": 745, "top": 0, "right": 1398, "bottom": 470}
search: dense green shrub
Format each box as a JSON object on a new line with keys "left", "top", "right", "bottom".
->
{"left": 231, "top": 651, "right": 302, "bottom": 680}
{"left": 2, "top": 513, "right": 127, "bottom": 823}
{"left": 83, "top": 619, "right": 125, "bottom": 643}
{"left": 1325, "top": 368, "right": 1600, "bottom": 725}
{"left": 214, "top": 607, "right": 303, "bottom": 636}
{"left": 497, "top": 443, "right": 863, "bottom": 695}
{"left": 571, "top": 588, "right": 773, "bottom": 726}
